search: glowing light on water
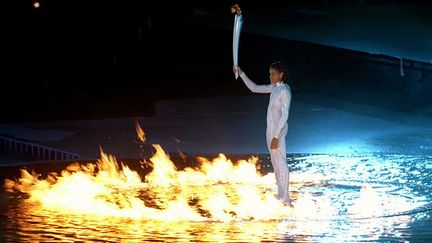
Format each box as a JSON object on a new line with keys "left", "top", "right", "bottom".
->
{"left": 3, "top": 128, "right": 431, "bottom": 241}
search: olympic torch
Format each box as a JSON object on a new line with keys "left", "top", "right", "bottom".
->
{"left": 231, "top": 4, "right": 243, "bottom": 79}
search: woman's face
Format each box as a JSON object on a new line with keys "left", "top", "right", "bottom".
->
{"left": 269, "top": 68, "right": 284, "bottom": 84}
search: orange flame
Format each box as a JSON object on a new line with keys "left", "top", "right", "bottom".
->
{"left": 135, "top": 120, "right": 146, "bottom": 143}
{"left": 4, "top": 140, "right": 295, "bottom": 221}
{"left": 4, "top": 126, "right": 414, "bottom": 227}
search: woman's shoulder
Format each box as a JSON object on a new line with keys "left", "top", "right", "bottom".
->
{"left": 282, "top": 83, "right": 291, "bottom": 92}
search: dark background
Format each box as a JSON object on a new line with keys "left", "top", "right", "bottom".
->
{"left": 3, "top": 0, "right": 432, "bottom": 122}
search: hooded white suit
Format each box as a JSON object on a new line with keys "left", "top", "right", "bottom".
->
{"left": 239, "top": 72, "right": 292, "bottom": 203}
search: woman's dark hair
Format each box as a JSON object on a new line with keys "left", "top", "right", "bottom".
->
{"left": 270, "top": 61, "right": 289, "bottom": 81}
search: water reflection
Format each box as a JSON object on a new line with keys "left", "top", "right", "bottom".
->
{"left": 1, "top": 202, "right": 416, "bottom": 242}
{"left": 2, "top": 154, "right": 432, "bottom": 242}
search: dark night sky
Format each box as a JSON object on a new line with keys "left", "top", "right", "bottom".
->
{"left": 3, "top": 0, "right": 432, "bottom": 122}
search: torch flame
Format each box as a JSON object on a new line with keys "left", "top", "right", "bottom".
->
{"left": 231, "top": 4, "right": 241, "bottom": 14}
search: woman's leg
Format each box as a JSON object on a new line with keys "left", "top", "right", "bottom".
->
{"left": 266, "top": 128, "right": 291, "bottom": 204}
{"left": 266, "top": 130, "right": 280, "bottom": 195}
{"left": 267, "top": 129, "right": 290, "bottom": 203}
{"left": 275, "top": 133, "right": 290, "bottom": 202}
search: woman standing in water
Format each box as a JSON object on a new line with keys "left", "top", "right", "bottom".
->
{"left": 234, "top": 62, "right": 293, "bottom": 206}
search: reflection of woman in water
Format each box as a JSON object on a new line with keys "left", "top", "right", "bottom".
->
{"left": 234, "top": 62, "right": 293, "bottom": 206}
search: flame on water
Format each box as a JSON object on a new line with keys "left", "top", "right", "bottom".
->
{"left": 4, "top": 144, "right": 297, "bottom": 221}
{"left": 3, "top": 144, "right": 426, "bottom": 242}
{"left": 2, "top": 129, "right": 420, "bottom": 226}
{"left": 135, "top": 120, "right": 146, "bottom": 143}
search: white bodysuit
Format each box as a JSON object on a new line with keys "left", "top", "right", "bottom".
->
{"left": 240, "top": 72, "right": 292, "bottom": 203}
